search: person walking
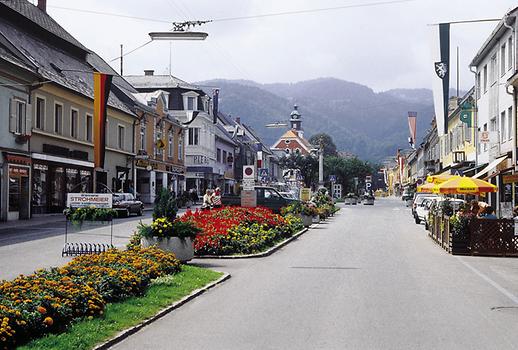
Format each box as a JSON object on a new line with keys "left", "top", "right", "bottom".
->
{"left": 212, "top": 187, "right": 222, "bottom": 209}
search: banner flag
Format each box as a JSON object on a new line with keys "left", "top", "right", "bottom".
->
{"left": 430, "top": 23, "right": 450, "bottom": 136}
{"left": 93, "top": 72, "right": 113, "bottom": 169}
{"left": 408, "top": 112, "right": 417, "bottom": 148}
{"left": 212, "top": 89, "right": 219, "bottom": 124}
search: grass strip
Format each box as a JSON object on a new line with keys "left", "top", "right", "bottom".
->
{"left": 20, "top": 265, "right": 223, "bottom": 350}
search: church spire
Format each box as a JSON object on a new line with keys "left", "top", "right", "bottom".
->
{"left": 290, "top": 104, "right": 303, "bottom": 138}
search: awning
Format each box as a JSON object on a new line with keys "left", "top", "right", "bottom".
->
{"left": 473, "top": 155, "right": 507, "bottom": 179}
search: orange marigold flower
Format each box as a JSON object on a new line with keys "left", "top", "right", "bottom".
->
{"left": 43, "top": 317, "right": 53, "bottom": 326}
{"left": 37, "top": 306, "right": 47, "bottom": 314}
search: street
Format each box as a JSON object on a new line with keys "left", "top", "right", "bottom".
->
{"left": 110, "top": 198, "right": 518, "bottom": 350}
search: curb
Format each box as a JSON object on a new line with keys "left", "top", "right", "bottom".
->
{"left": 93, "top": 271, "right": 231, "bottom": 350}
{"left": 195, "top": 227, "right": 309, "bottom": 259}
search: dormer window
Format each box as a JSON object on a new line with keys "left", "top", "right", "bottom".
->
{"left": 182, "top": 91, "right": 199, "bottom": 111}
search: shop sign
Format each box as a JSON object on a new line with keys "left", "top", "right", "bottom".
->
{"left": 9, "top": 165, "right": 29, "bottom": 177}
{"left": 192, "top": 155, "right": 209, "bottom": 165}
{"left": 67, "top": 193, "right": 113, "bottom": 208}
{"left": 6, "top": 155, "right": 31, "bottom": 166}
{"left": 241, "top": 190, "right": 257, "bottom": 208}
{"left": 503, "top": 174, "right": 518, "bottom": 184}
{"left": 136, "top": 159, "right": 155, "bottom": 169}
{"left": 479, "top": 131, "right": 497, "bottom": 144}
{"left": 300, "top": 188, "right": 311, "bottom": 202}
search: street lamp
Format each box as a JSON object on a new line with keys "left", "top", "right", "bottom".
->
{"left": 149, "top": 20, "right": 211, "bottom": 41}
{"left": 265, "top": 122, "right": 288, "bottom": 128}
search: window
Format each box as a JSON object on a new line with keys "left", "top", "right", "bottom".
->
{"left": 188, "top": 127, "right": 200, "bottom": 145}
{"left": 483, "top": 65, "right": 488, "bottom": 92}
{"left": 483, "top": 123, "right": 488, "bottom": 152}
{"left": 117, "top": 125, "right": 125, "bottom": 150}
{"left": 509, "top": 106, "right": 513, "bottom": 140}
{"left": 223, "top": 150, "right": 227, "bottom": 164}
{"left": 168, "top": 132, "right": 173, "bottom": 158}
{"left": 54, "top": 103, "right": 63, "bottom": 134}
{"left": 502, "top": 43, "right": 507, "bottom": 76}
{"left": 9, "top": 98, "right": 26, "bottom": 134}
{"left": 140, "top": 124, "right": 146, "bottom": 150}
{"left": 187, "top": 97, "right": 195, "bottom": 110}
{"left": 178, "top": 137, "right": 183, "bottom": 160}
{"left": 476, "top": 72, "right": 481, "bottom": 98}
{"left": 156, "top": 127, "right": 163, "bottom": 157}
{"left": 70, "top": 109, "right": 78, "bottom": 138}
{"left": 35, "top": 97, "right": 45, "bottom": 130}
{"left": 86, "top": 114, "right": 93, "bottom": 142}
{"left": 490, "top": 54, "right": 497, "bottom": 85}
{"left": 501, "top": 111, "right": 506, "bottom": 142}
{"left": 509, "top": 36, "right": 514, "bottom": 71}
{"left": 217, "top": 148, "right": 221, "bottom": 162}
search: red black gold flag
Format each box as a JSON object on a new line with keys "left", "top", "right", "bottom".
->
{"left": 93, "top": 72, "right": 113, "bottom": 169}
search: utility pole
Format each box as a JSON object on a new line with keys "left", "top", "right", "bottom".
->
{"left": 318, "top": 139, "right": 324, "bottom": 188}
{"left": 120, "top": 44, "right": 123, "bottom": 76}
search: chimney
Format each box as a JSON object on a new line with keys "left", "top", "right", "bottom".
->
{"left": 235, "top": 117, "right": 241, "bottom": 124}
{"left": 144, "top": 70, "right": 154, "bottom": 76}
{"left": 37, "top": 0, "right": 47, "bottom": 12}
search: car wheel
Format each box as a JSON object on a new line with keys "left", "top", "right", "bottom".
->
{"left": 137, "top": 207, "right": 143, "bottom": 216}
{"left": 425, "top": 222, "right": 429, "bottom": 230}
{"left": 125, "top": 208, "right": 130, "bottom": 217}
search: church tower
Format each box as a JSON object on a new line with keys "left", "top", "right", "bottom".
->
{"left": 290, "top": 104, "right": 303, "bottom": 138}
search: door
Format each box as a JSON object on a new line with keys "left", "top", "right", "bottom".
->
{"left": 49, "top": 166, "right": 65, "bottom": 213}
{"left": 19, "top": 175, "right": 30, "bottom": 219}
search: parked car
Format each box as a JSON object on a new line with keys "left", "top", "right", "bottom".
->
{"left": 113, "top": 193, "right": 144, "bottom": 217}
{"left": 221, "top": 186, "right": 298, "bottom": 214}
{"left": 279, "top": 192, "right": 296, "bottom": 200}
{"left": 363, "top": 195, "right": 375, "bottom": 205}
{"left": 414, "top": 197, "right": 437, "bottom": 224}
{"left": 412, "top": 193, "right": 438, "bottom": 220}
{"left": 344, "top": 193, "right": 358, "bottom": 205}
{"left": 402, "top": 190, "right": 413, "bottom": 201}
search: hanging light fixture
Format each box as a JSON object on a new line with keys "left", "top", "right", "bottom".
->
{"left": 149, "top": 20, "right": 211, "bottom": 41}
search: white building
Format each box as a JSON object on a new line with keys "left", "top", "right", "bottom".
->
{"left": 470, "top": 7, "right": 518, "bottom": 215}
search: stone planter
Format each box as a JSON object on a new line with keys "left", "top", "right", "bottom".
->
{"left": 300, "top": 214, "right": 314, "bottom": 227}
{"left": 141, "top": 236, "right": 194, "bottom": 262}
{"left": 312, "top": 215, "right": 320, "bottom": 224}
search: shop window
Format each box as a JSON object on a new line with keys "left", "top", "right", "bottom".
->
{"left": 9, "top": 98, "right": 26, "bottom": 134}
{"left": 35, "top": 97, "right": 45, "bottom": 130}
{"left": 71, "top": 109, "right": 78, "bottom": 138}
{"left": 32, "top": 163, "right": 48, "bottom": 214}
{"left": 86, "top": 114, "right": 93, "bottom": 142}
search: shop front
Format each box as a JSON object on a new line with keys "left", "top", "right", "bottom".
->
{"left": 31, "top": 153, "right": 93, "bottom": 214}
{"left": 186, "top": 166, "right": 214, "bottom": 196}
{"left": 135, "top": 159, "right": 185, "bottom": 204}
{"left": 1, "top": 154, "right": 32, "bottom": 221}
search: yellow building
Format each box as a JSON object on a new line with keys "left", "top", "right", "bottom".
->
{"left": 439, "top": 88, "right": 476, "bottom": 175}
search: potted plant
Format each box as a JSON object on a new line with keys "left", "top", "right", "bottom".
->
{"left": 63, "top": 206, "right": 117, "bottom": 229}
{"left": 139, "top": 218, "right": 201, "bottom": 262}
{"left": 301, "top": 203, "right": 318, "bottom": 227}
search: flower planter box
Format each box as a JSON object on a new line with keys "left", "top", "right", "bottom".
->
{"left": 312, "top": 215, "right": 320, "bottom": 224}
{"left": 141, "top": 236, "right": 194, "bottom": 262}
{"left": 299, "top": 214, "right": 314, "bottom": 227}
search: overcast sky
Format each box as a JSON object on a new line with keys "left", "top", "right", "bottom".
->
{"left": 38, "top": 0, "right": 518, "bottom": 92}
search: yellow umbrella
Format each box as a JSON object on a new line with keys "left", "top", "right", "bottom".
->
{"left": 417, "top": 182, "right": 438, "bottom": 193}
{"left": 436, "top": 176, "right": 498, "bottom": 195}
{"left": 426, "top": 174, "right": 460, "bottom": 184}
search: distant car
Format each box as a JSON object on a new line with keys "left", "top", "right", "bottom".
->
{"left": 344, "top": 193, "right": 358, "bottom": 205}
{"left": 363, "top": 195, "right": 375, "bottom": 205}
{"left": 113, "top": 193, "right": 144, "bottom": 217}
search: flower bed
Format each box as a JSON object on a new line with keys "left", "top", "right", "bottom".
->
{"left": 179, "top": 206, "right": 304, "bottom": 255}
{"left": 0, "top": 247, "right": 180, "bottom": 349}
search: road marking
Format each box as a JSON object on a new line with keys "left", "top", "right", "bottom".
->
{"left": 456, "top": 256, "right": 518, "bottom": 305}
{"left": 392, "top": 208, "right": 401, "bottom": 211}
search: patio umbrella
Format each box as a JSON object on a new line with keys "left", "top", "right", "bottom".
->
{"left": 417, "top": 182, "right": 438, "bottom": 193}
{"left": 426, "top": 174, "right": 460, "bottom": 184}
{"left": 436, "top": 176, "right": 498, "bottom": 195}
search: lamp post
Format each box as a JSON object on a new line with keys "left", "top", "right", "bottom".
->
{"left": 318, "top": 142, "right": 324, "bottom": 188}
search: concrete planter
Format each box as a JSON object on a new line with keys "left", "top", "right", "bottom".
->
{"left": 141, "top": 236, "right": 194, "bottom": 262}
{"left": 300, "top": 214, "right": 313, "bottom": 227}
{"left": 312, "top": 215, "right": 320, "bottom": 223}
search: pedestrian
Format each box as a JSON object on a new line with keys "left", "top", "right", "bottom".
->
{"left": 190, "top": 188, "right": 199, "bottom": 204}
{"left": 202, "top": 189, "right": 213, "bottom": 210}
{"left": 481, "top": 206, "right": 497, "bottom": 219}
{"left": 212, "top": 187, "right": 222, "bottom": 209}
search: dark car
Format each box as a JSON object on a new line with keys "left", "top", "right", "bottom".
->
{"left": 221, "top": 186, "right": 298, "bottom": 214}
{"left": 113, "top": 193, "right": 144, "bottom": 217}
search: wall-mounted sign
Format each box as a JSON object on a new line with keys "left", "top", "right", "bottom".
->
{"left": 67, "top": 193, "right": 112, "bottom": 208}
{"left": 479, "top": 131, "right": 497, "bottom": 144}
{"left": 8, "top": 165, "right": 29, "bottom": 177}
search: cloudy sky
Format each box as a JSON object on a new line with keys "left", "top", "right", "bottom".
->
{"left": 37, "top": 0, "right": 518, "bottom": 92}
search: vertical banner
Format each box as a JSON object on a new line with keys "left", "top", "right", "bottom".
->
{"left": 212, "top": 89, "right": 219, "bottom": 124}
{"left": 396, "top": 149, "right": 404, "bottom": 184}
{"left": 408, "top": 111, "right": 417, "bottom": 148}
{"left": 93, "top": 72, "right": 113, "bottom": 169}
{"left": 431, "top": 23, "right": 450, "bottom": 136}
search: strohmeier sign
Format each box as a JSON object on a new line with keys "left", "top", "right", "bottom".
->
{"left": 67, "top": 193, "right": 113, "bottom": 208}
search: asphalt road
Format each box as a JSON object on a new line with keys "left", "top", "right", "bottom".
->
{"left": 112, "top": 197, "right": 518, "bottom": 350}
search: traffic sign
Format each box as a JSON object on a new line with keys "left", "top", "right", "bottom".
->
{"left": 243, "top": 165, "right": 255, "bottom": 179}
{"left": 296, "top": 174, "right": 304, "bottom": 181}
{"left": 259, "top": 168, "right": 269, "bottom": 178}
{"left": 329, "top": 175, "right": 337, "bottom": 182}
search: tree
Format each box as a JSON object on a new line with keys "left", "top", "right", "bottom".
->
{"left": 279, "top": 154, "right": 319, "bottom": 188}
{"left": 324, "top": 156, "right": 374, "bottom": 193}
{"left": 309, "top": 133, "right": 337, "bottom": 157}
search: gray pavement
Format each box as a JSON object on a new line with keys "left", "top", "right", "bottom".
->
{"left": 112, "top": 197, "right": 518, "bottom": 350}
{"left": 0, "top": 207, "right": 197, "bottom": 281}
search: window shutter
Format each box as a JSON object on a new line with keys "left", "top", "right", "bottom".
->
{"left": 22, "top": 102, "right": 29, "bottom": 135}
{"left": 9, "top": 99, "right": 16, "bottom": 133}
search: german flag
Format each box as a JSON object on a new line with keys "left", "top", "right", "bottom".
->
{"left": 93, "top": 72, "right": 113, "bottom": 169}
